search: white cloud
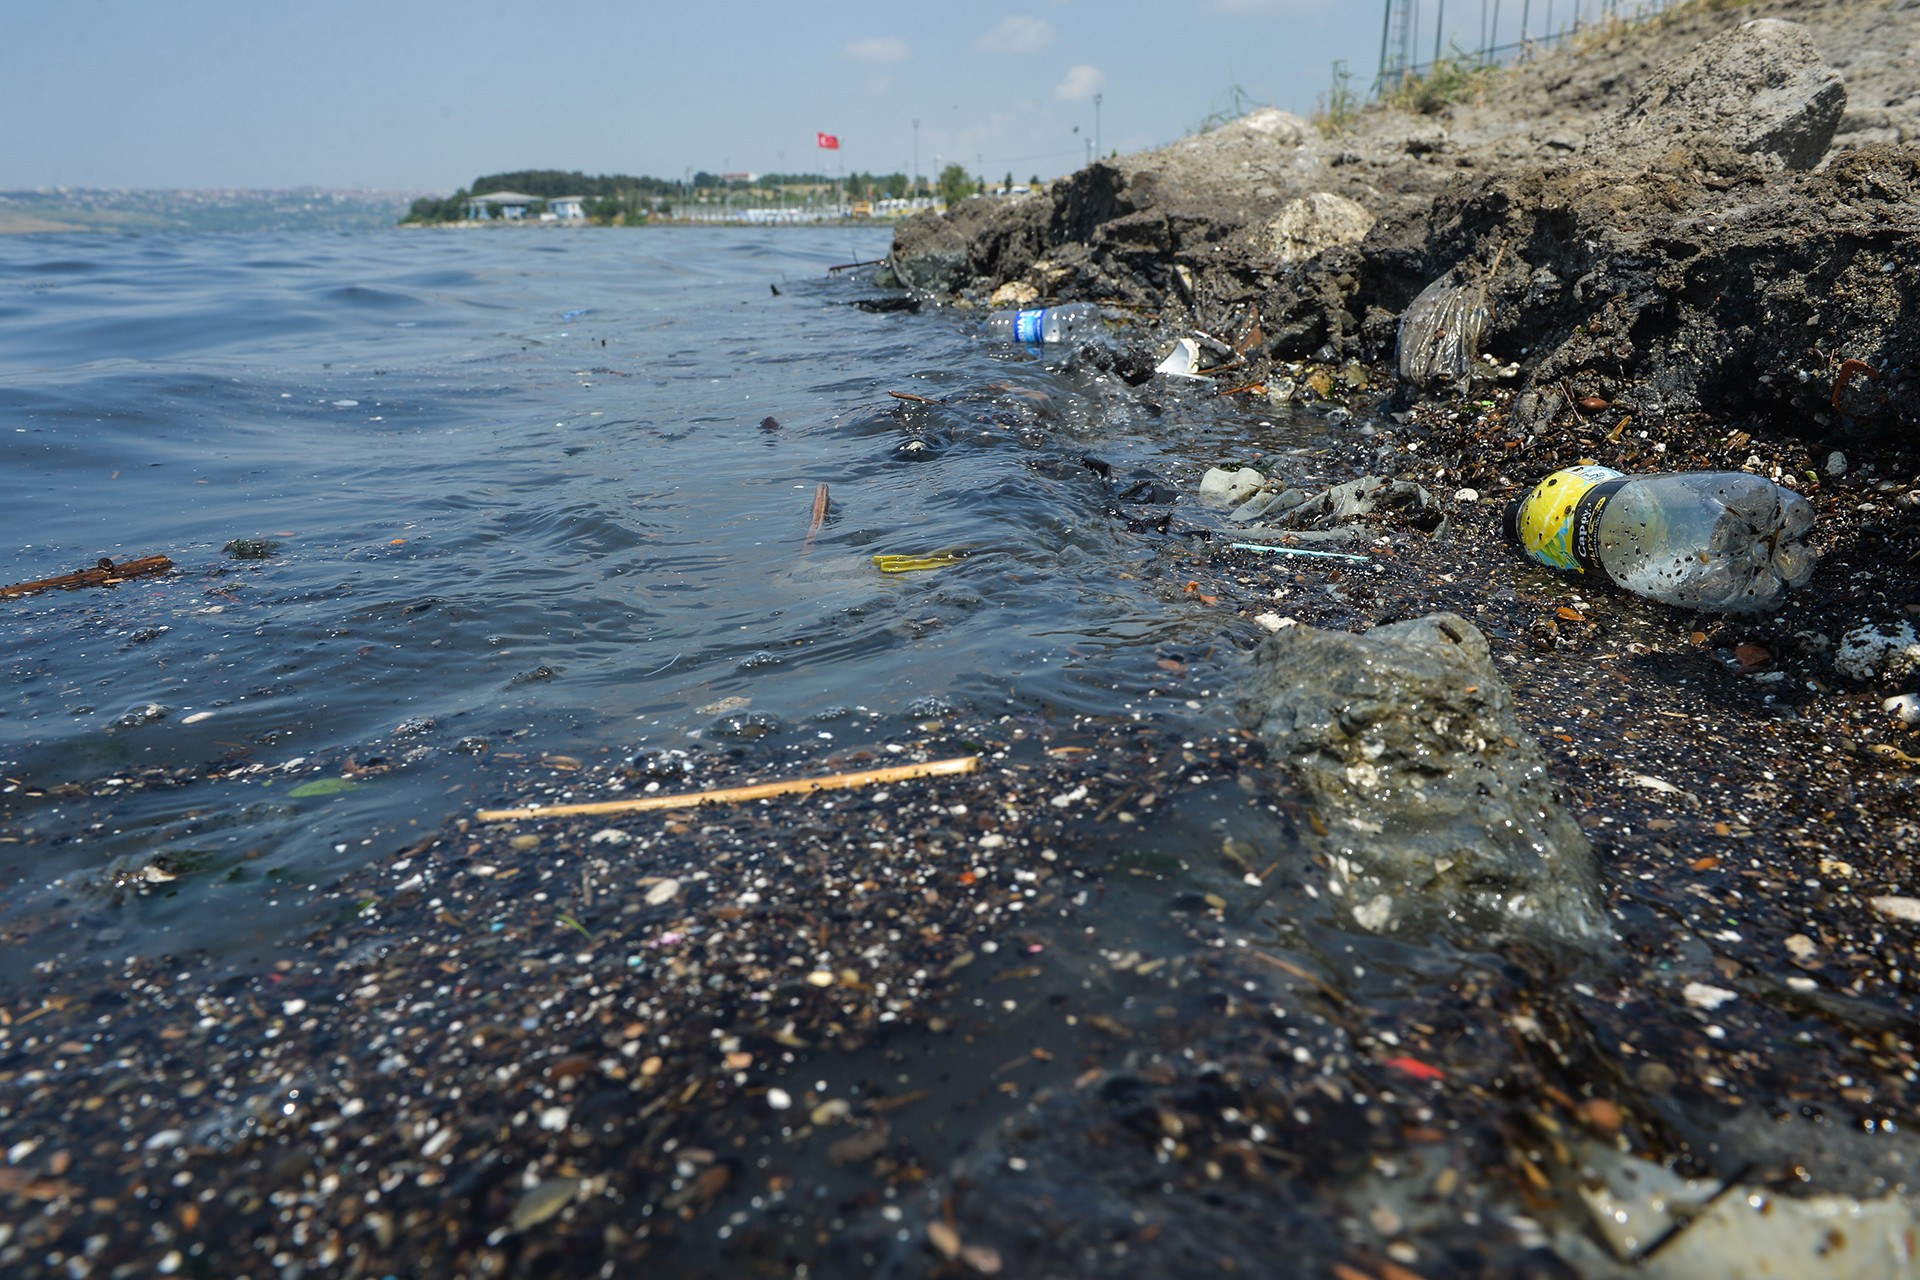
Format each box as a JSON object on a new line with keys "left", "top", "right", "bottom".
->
{"left": 1054, "top": 64, "right": 1106, "bottom": 101}
{"left": 841, "top": 36, "right": 910, "bottom": 64}
{"left": 975, "top": 16, "right": 1056, "bottom": 54}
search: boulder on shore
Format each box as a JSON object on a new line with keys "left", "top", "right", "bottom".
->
{"left": 1582, "top": 18, "right": 1846, "bottom": 171}
{"left": 1243, "top": 613, "right": 1609, "bottom": 946}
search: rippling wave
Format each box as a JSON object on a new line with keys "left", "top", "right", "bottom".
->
{"left": 0, "top": 225, "right": 1331, "bottom": 974}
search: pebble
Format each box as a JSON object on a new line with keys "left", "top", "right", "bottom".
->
{"left": 508, "top": 1177, "right": 580, "bottom": 1232}
{"left": 1578, "top": 1098, "right": 1624, "bottom": 1136}
{"left": 1635, "top": 1062, "right": 1677, "bottom": 1095}
{"left": 1682, "top": 982, "right": 1737, "bottom": 1010}
{"left": 645, "top": 878, "right": 681, "bottom": 905}
{"left": 1869, "top": 895, "right": 1920, "bottom": 923}
{"left": 928, "top": 1219, "right": 962, "bottom": 1259}
{"left": 766, "top": 1088, "right": 793, "bottom": 1111}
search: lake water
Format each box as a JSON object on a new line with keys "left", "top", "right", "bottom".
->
{"left": 0, "top": 226, "right": 1336, "bottom": 981}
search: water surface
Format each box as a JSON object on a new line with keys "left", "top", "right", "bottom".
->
{"left": 0, "top": 226, "right": 1333, "bottom": 977}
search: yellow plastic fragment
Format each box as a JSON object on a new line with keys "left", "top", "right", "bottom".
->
{"left": 872, "top": 550, "right": 968, "bottom": 574}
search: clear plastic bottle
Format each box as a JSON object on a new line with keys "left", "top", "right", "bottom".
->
{"left": 1504, "top": 466, "right": 1816, "bottom": 613}
{"left": 981, "top": 302, "right": 1099, "bottom": 345}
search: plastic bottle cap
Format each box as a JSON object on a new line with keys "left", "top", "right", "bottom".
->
{"left": 1509, "top": 465, "right": 1625, "bottom": 573}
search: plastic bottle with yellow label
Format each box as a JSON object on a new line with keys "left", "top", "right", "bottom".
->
{"left": 1504, "top": 467, "right": 1816, "bottom": 612}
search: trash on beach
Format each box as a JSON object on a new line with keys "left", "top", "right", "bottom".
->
{"left": 222, "top": 538, "right": 281, "bottom": 560}
{"left": 872, "top": 550, "right": 968, "bottom": 574}
{"left": 1504, "top": 467, "right": 1815, "bottom": 612}
{"left": 1155, "top": 338, "right": 1208, "bottom": 379}
{"left": 2, "top": 555, "right": 174, "bottom": 601}
{"left": 981, "top": 302, "right": 1099, "bottom": 345}
{"left": 476, "top": 755, "right": 981, "bottom": 822}
{"left": 1396, "top": 274, "right": 1491, "bottom": 389}
{"left": 1229, "top": 542, "right": 1372, "bottom": 562}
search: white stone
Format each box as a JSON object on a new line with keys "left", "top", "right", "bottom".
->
{"left": 1835, "top": 622, "right": 1920, "bottom": 684}
{"left": 1870, "top": 895, "right": 1920, "bottom": 923}
{"left": 1682, "top": 981, "right": 1737, "bottom": 1010}
{"left": 1261, "top": 192, "right": 1376, "bottom": 264}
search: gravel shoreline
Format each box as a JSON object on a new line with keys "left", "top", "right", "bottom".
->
{"left": 3, "top": 3, "right": 1918, "bottom": 1276}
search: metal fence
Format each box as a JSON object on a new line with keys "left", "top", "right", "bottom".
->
{"left": 1375, "top": 0, "right": 1688, "bottom": 92}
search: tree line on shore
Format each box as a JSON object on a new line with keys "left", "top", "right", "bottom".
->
{"left": 402, "top": 165, "right": 1043, "bottom": 224}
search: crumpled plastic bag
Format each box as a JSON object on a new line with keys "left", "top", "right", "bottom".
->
{"left": 1396, "top": 275, "right": 1490, "bottom": 389}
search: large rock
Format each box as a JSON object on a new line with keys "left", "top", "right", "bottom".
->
{"left": 1107, "top": 108, "right": 1323, "bottom": 225}
{"left": 1583, "top": 19, "right": 1846, "bottom": 170}
{"left": 1243, "top": 613, "right": 1608, "bottom": 945}
{"left": 886, "top": 108, "right": 1329, "bottom": 306}
{"left": 886, "top": 194, "right": 1049, "bottom": 295}
{"left": 1259, "top": 193, "right": 1376, "bottom": 264}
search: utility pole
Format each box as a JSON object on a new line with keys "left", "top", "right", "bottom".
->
{"left": 912, "top": 118, "right": 921, "bottom": 200}
{"left": 1094, "top": 93, "right": 1102, "bottom": 158}
{"left": 1379, "top": 0, "right": 1419, "bottom": 86}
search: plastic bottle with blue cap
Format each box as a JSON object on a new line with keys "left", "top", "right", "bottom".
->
{"left": 981, "top": 302, "right": 1099, "bottom": 345}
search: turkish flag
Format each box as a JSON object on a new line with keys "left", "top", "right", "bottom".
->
{"left": 816, "top": 132, "right": 840, "bottom": 150}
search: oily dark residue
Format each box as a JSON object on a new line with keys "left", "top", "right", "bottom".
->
{"left": 0, "top": 359, "right": 1914, "bottom": 1279}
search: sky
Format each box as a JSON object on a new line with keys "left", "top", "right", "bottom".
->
{"left": 1, "top": 0, "right": 1569, "bottom": 193}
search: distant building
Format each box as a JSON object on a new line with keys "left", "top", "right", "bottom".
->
{"left": 463, "top": 191, "right": 539, "bottom": 221}
{"left": 544, "top": 197, "right": 587, "bottom": 221}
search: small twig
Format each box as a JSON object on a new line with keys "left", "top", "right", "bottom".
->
{"left": 477, "top": 756, "right": 980, "bottom": 822}
{"left": 803, "top": 483, "right": 830, "bottom": 552}
{"left": 3, "top": 555, "right": 173, "bottom": 600}
{"left": 827, "top": 258, "right": 884, "bottom": 273}
{"left": 1248, "top": 951, "right": 1348, "bottom": 1005}
{"left": 888, "top": 390, "right": 936, "bottom": 403}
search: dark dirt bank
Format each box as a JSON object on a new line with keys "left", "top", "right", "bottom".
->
{"left": 3, "top": 3, "right": 1919, "bottom": 1278}
{"left": 888, "top": 0, "right": 1920, "bottom": 1273}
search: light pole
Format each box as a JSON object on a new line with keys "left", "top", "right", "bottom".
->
{"left": 912, "top": 118, "right": 921, "bottom": 201}
{"left": 1094, "top": 93, "right": 1102, "bottom": 158}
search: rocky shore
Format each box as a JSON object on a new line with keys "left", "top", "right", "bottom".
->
{"left": 877, "top": 0, "right": 1920, "bottom": 1274}
{"left": 2, "top": 3, "right": 1917, "bottom": 1277}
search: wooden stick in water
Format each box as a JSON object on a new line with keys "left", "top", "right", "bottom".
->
{"left": 2, "top": 555, "right": 174, "bottom": 600}
{"left": 803, "top": 483, "right": 829, "bottom": 551}
{"left": 477, "top": 755, "right": 980, "bottom": 823}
